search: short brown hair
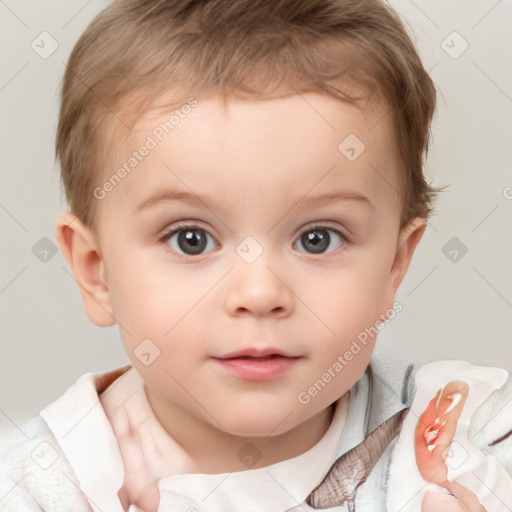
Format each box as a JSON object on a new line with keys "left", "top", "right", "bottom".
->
{"left": 56, "top": 0, "right": 443, "bottom": 229}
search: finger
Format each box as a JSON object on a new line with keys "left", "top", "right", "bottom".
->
{"left": 118, "top": 481, "right": 160, "bottom": 512}
{"left": 432, "top": 381, "right": 469, "bottom": 459}
{"left": 113, "top": 403, "right": 149, "bottom": 509}
{"left": 415, "top": 388, "right": 442, "bottom": 449}
{"left": 446, "top": 482, "right": 488, "bottom": 512}
{"left": 415, "top": 389, "right": 448, "bottom": 483}
{"left": 118, "top": 440, "right": 157, "bottom": 509}
{"left": 117, "top": 413, "right": 161, "bottom": 511}
{"left": 421, "top": 490, "right": 466, "bottom": 512}
{"left": 117, "top": 486, "right": 130, "bottom": 512}
{"left": 415, "top": 381, "right": 470, "bottom": 485}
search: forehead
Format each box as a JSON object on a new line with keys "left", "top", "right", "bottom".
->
{"left": 97, "top": 92, "right": 401, "bottom": 223}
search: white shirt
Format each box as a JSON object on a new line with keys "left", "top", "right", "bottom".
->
{"left": 1, "top": 357, "right": 510, "bottom": 511}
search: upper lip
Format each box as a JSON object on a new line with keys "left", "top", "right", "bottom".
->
{"left": 213, "top": 348, "right": 299, "bottom": 359}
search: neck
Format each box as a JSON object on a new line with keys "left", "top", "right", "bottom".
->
{"left": 145, "top": 386, "right": 337, "bottom": 474}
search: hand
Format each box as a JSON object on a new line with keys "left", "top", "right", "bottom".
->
{"left": 115, "top": 405, "right": 162, "bottom": 512}
{"left": 414, "top": 381, "right": 487, "bottom": 512}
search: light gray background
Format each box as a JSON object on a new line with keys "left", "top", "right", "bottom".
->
{"left": 1, "top": 0, "right": 511, "bottom": 430}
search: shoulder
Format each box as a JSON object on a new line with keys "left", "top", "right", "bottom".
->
{"left": 0, "top": 415, "right": 90, "bottom": 511}
{"left": 0, "top": 365, "right": 132, "bottom": 511}
{"left": 0, "top": 414, "right": 55, "bottom": 477}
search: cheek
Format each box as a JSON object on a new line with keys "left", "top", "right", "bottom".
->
{"left": 304, "top": 267, "right": 390, "bottom": 390}
{"left": 106, "top": 265, "right": 215, "bottom": 373}
{"left": 303, "top": 253, "right": 393, "bottom": 380}
{"left": 317, "top": 258, "right": 393, "bottom": 333}
{"left": 348, "top": 242, "right": 397, "bottom": 311}
{"left": 106, "top": 253, "right": 215, "bottom": 334}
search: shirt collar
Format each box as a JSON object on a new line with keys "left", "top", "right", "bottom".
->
{"left": 39, "top": 364, "right": 357, "bottom": 512}
{"left": 40, "top": 365, "right": 131, "bottom": 512}
{"left": 155, "top": 390, "right": 350, "bottom": 511}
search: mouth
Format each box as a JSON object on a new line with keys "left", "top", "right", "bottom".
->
{"left": 214, "top": 347, "right": 298, "bottom": 359}
{"left": 211, "top": 348, "right": 301, "bottom": 381}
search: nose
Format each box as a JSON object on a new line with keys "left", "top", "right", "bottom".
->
{"left": 223, "top": 256, "right": 294, "bottom": 319}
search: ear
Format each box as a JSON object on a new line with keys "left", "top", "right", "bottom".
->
{"left": 380, "top": 217, "right": 427, "bottom": 314}
{"left": 55, "top": 212, "right": 116, "bottom": 327}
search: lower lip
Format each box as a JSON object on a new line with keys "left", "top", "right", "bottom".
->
{"left": 212, "top": 356, "right": 299, "bottom": 381}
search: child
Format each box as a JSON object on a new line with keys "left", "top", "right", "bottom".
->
{"left": 1, "top": 0, "right": 511, "bottom": 511}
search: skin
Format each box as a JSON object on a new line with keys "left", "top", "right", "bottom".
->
{"left": 56, "top": 92, "right": 427, "bottom": 510}
{"left": 415, "top": 381, "right": 487, "bottom": 511}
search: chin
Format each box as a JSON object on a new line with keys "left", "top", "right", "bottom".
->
{"left": 218, "top": 410, "right": 300, "bottom": 438}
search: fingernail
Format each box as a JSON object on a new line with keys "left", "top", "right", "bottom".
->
{"left": 434, "top": 388, "right": 444, "bottom": 408}
{"left": 424, "top": 420, "right": 447, "bottom": 445}
{"left": 439, "top": 392, "right": 462, "bottom": 417}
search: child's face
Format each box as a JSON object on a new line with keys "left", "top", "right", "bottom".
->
{"left": 64, "top": 92, "right": 424, "bottom": 437}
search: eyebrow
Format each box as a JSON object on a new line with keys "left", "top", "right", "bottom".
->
{"left": 135, "top": 189, "right": 372, "bottom": 212}
{"left": 136, "top": 190, "right": 209, "bottom": 212}
{"left": 292, "top": 191, "right": 372, "bottom": 211}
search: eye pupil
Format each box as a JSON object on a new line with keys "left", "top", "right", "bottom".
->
{"left": 178, "top": 229, "right": 207, "bottom": 254}
{"left": 301, "top": 229, "right": 330, "bottom": 253}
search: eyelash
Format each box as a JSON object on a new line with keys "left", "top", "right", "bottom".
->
{"left": 295, "top": 222, "right": 349, "bottom": 256}
{"left": 300, "top": 222, "right": 348, "bottom": 242}
{"left": 158, "top": 221, "right": 212, "bottom": 258}
{"left": 157, "top": 221, "right": 349, "bottom": 257}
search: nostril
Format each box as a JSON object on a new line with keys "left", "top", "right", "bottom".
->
{"left": 234, "top": 306, "right": 286, "bottom": 316}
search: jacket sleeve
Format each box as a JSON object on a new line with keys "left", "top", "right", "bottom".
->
{"left": 0, "top": 416, "right": 94, "bottom": 512}
{"left": 468, "top": 372, "right": 512, "bottom": 476}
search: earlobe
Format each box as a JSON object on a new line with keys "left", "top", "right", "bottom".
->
{"left": 55, "top": 212, "right": 116, "bottom": 327}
